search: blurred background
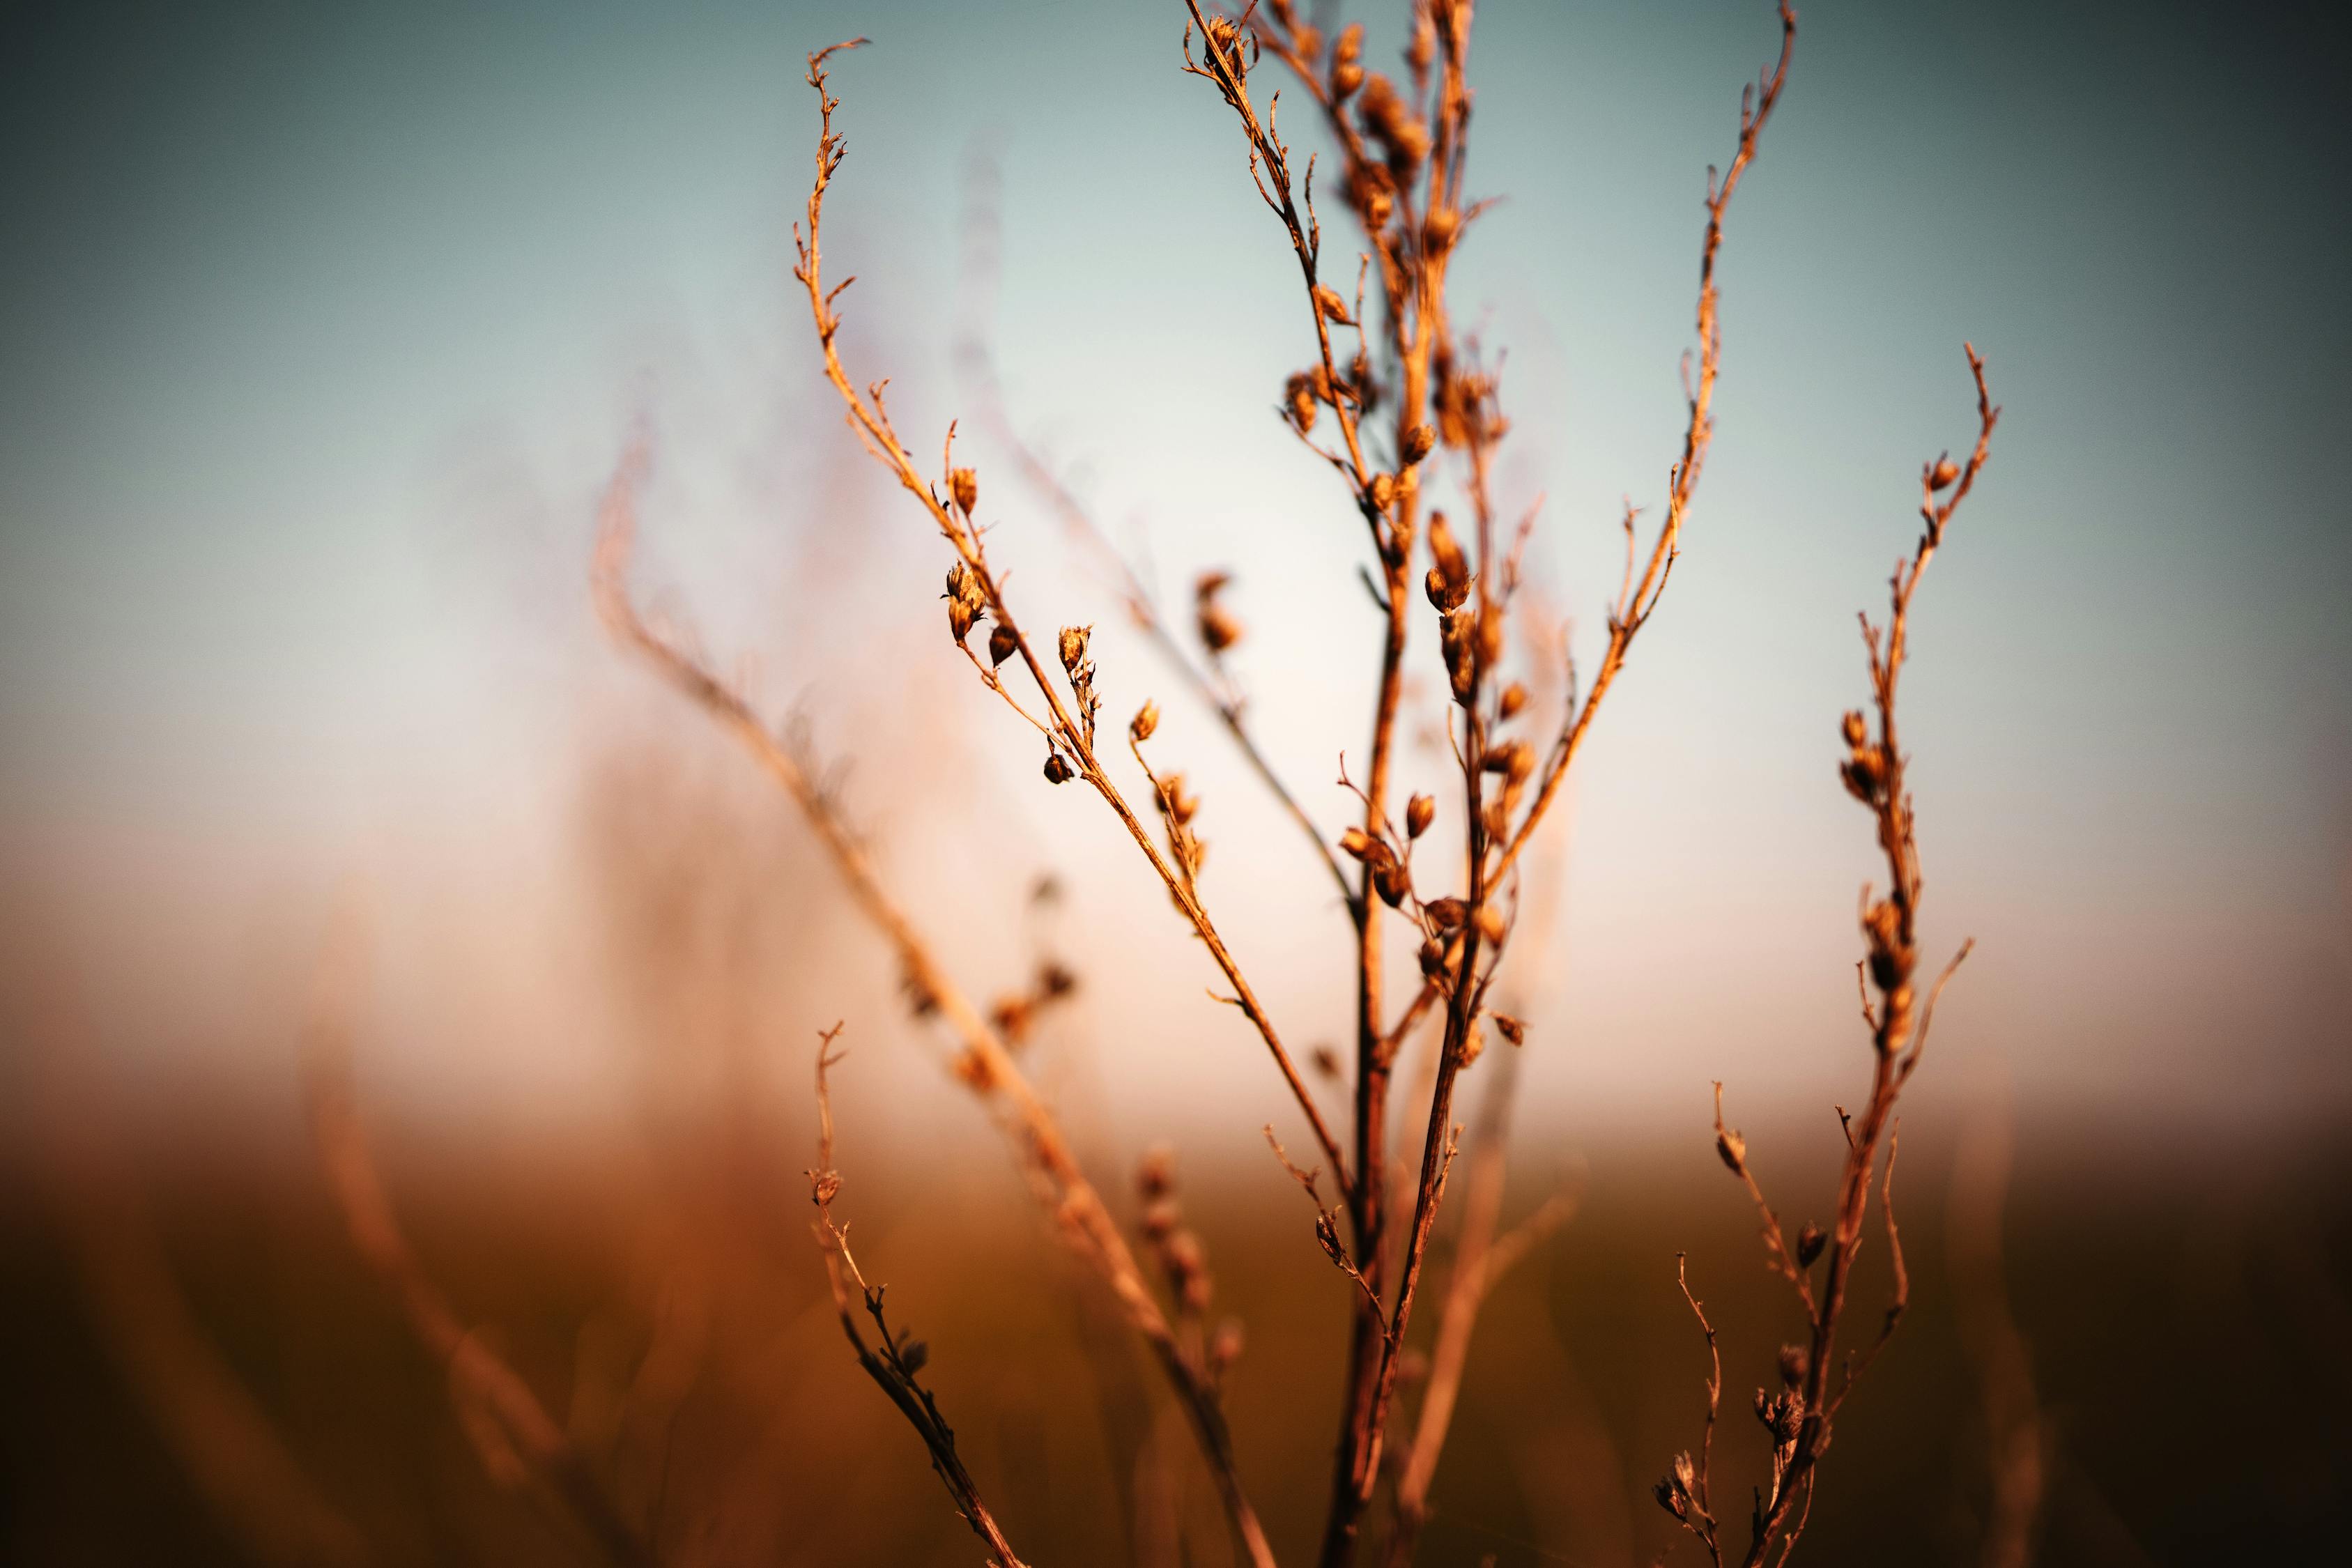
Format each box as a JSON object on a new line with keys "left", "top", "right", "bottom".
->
{"left": 2, "top": 0, "right": 2348, "bottom": 1563}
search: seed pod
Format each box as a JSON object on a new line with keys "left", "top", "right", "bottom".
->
{"left": 1654, "top": 1477, "right": 1689, "bottom": 1521}
{"left": 1716, "top": 1125, "right": 1747, "bottom": 1174}
{"left": 1130, "top": 700, "right": 1160, "bottom": 744}
{"left": 1797, "top": 1222, "right": 1826, "bottom": 1267}
{"left": 1779, "top": 1343, "right": 1810, "bottom": 1388}
{"left": 1424, "top": 897, "right": 1466, "bottom": 930}
{"left": 1374, "top": 857, "right": 1411, "bottom": 909}
{"left": 1476, "top": 601, "right": 1505, "bottom": 674}
{"left": 1475, "top": 902, "right": 1506, "bottom": 944}
{"left": 1057, "top": 625, "right": 1090, "bottom": 676}
{"left": 1400, "top": 423, "right": 1436, "bottom": 466}
{"left": 1338, "top": 826, "right": 1374, "bottom": 861}
{"left": 1929, "top": 456, "right": 1960, "bottom": 491}
{"left": 1498, "top": 682, "right": 1528, "bottom": 721}
{"left": 1406, "top": 792, "right": 1436, "bottom": 838}
{"left": 1285, "top": 371, "right": 1319, "bottom": 433}
{"left": 948, "top": 597, "right": 979, "bottom": 645}
{"left": 1314, "top": 284, "right": 1354, "bottom": 325}
{"left": 1492, "top": 1013, "right": 1525, "bottom": 1047}
{"left": 1311, "top": 1045, "right": 1342, "bottom": 1081}
{"left": 987, "top": 621, "right": 1017, "bottom": 668}
{"left": 1198, "top": 600, "right": 1242, "bottom": 654}
{"left": 1332, "top": 21, "right": 1362, "bottom": 63}
{"left": 1426, "top": 511, "right": 1469, "bottom": 602}
{"left": 1840, "top": 709, "right": 1868, "bottom": 748}
{"left": 1458, "top": 1019, "right": 1484, "bottom": 1066}
{"left": 1368, "top": 472, "right": 1396, "bottom": 510}
{"left": 1422, "top": 207, "right": 1460, "bottom": 256}
{"left": 1043, "top": 752, "right": 1075, "bottom": 785}
{"left": 949, "top": 466, "right": 978, "bottom": 515}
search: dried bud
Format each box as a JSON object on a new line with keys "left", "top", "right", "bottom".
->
{"left": 1408, "top": 10, "right": 1436, "bottom": 72}
{"left": 1475, "top": 601, "right": 1505, "bottom": 674}
{"left": 1482, "top": 739, "right": 1533, "bottom": 784}
{"left": 1654, "top": 1477, "right": 1689, "bottom": 1521}
{"left": 1338, "top": 826, "right": 1374, "bottom": 861}
{"left": 1863, "top": 898, "right": 1912, "bottom": 992}
{"left": 1716, "top": 1124, "right": 1747, "bottom": 1174}
{"left": 1406, "top": 792, "right": 1436, "bottom": 838}
{"left": 1130, "top": 700, "right": 1160, "bottom": 744}
{"left": 1929, "top": 456, "right": 1960, "bottom": 491}
{"left": 1058, "top": 624, "right": 1091, "bottom": 677}
{"left": 1043, "top": 752, "right": 1075, "bottom": 785}
{"left": 949, "top": 466, "right": 978, "bottom": 515}
{"left": 1424, "top": 896, "right": 1466, "bottom": 930}
{"left": 1797, "top": 1222, "right": 1826, "bottom": 1268}
{"left": 1673, "top": 1450, "right": 1698, "bottom": 1496}
{"left": 1492, "top": 1013, "right": 1525, "bottom": 1047}
{"left": 1498, "top": 681, "right": 1528, "bottom": 721}
{"left": 1400, "top": 423, "right": 1436, "bottom": 466}
{"left": 1313, "top": 284, "right": 1355, "bottom": 325}
{"left": 1840, "top": 709, "right": 1868, "bottom": 748}
{"left": 1439, "top": 611, "right": 1477, "bottom": 705}
{"left": 1778, "top": 1343, "right": 1809, "bottom": 1389}
{"left": 810, "top": 1168, "right": 842, "bottom": 1209}
{"left": 1158, "top": 773, "right": 1199, "bottom": 826}
{"left": 1374, "top": 856, "right": 1411, "bottom": 909}
{"left": 1203, "top": 16, "right": 1247, "bottom": 80}
{"left": 945, "top": 562, "right": 971, "bottom": 600}
{"left": 1198, "top": 600, "right": 1242, "bottom": 654}
{"left": 987, "top": 621, "right": 1017, "bottom": 668}
{"left": 948, "top": 597, "right": 980, "bottom": 645}
{"left": 1417, "top": 937, "right": 1454, "bottom": 983}
{"left": 1422, "top": 207, "right": 1460, "bottom": 256}
{"left": 1284, "top": 371, "right": 1319, "bottom": 433}
{"left": 1368, "top": 471, "right": 1396, "bottom": 511}
{"left": 1840, "top": 752, "right": 1884, "bottom": 805}
{"left": 1332, "top": 21, "right": 1362, "bottom": 63}
{"left": 1332, "top": 59, "right": 1365, "bottom": 98}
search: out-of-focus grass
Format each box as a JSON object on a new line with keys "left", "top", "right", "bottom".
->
{"left": 5, "top": 1113, "right": 2347, "bottom": 1567}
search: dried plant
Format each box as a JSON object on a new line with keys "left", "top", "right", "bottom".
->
{"left": 584, "top": 3, "right": 2004, "bottom": 1563}
{"left": 806, "top": 1024, "right": 1027, "bottom": 1568}
{"left": 1658, "top": 347, "right": 1999, "bottom": 1567}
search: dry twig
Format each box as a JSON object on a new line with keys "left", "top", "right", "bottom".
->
{"left": 1663, "top": 344, "right": 2000, "bottom": 1567}
{"left": 806, "top": 1025, "right": 1028, "bottom": 1567}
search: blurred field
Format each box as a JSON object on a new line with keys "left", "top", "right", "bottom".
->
{"left": 6, "top": 1098, "right": 2346, "bottom": 1567}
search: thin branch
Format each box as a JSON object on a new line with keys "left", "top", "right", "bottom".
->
{"left": 807, "top": 1028, "right": 1027, "bottom": 1568}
